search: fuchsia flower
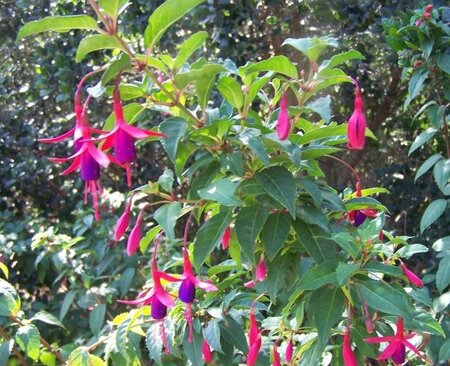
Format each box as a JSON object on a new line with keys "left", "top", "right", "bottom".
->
{"left": 343, "top": 326, "right": 357, "bottom": 366}
{"left": 347, "top": 81, "right": 366, "bottom": 150}
{"left": 98, "top": 86, "right": 165, "bottom": 186}
{"left": 178, "top": 248, "right": 218, "bottom": 303}
{"left": 399, "top": 261, "right": 424, "bottom": 288}
{"left": 126, "top": 210, "right": 144, "bottom": 256}
{"left": 43, "top": 94, "right": 110, "bottom": 221}
{"left": 286, "top": 335, "right": 294, "bottom": 363}
{"left": 272, "top": 341, "right": 281, "bottom": 366}
{"left": 247, "top": 306, "right": 262, "bottom": 366}
{"left": 245, "top": 256, "right": 268, "bottom": 288}
{"left": 348, "top": 181, "right": 378, "bottom": 227}
{"left": 202, "top": 339, "right": 213, "bottom": 363}
{"left": 114, "top": 199, "right": 132, "bottom": 241}
{"left": 221, "top": 226, "right": 231, "bottom": 250}
{"left": 276, "top": 92, "right": 291, "bottom": 141}
{"left": 365, "top": 317, "right": 429, "bottom": 365}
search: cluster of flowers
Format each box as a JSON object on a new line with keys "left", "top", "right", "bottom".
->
{"left": 416, "top": 4, "right": 433, "bottom": 26}
{"left": 40, "top": 75, "right": 164, "bottom": 220}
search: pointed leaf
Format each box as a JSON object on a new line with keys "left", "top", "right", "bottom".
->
{"left": 15, "top": 324, "right": 40, "bottom": 361}
{"left": 160, "top": 118, "right": 187, "bottom": 163}
{"left": 293, "top": 220, "right": 336, "bottom": 263}
{"left": 31, "top": 311, "right": 65, "bottom": 329}
{"left": 415, "top": 154, "right": 443, "bottom": 181}
{"left": 154, "top": 202, "right": 181, "bottom": 241}
{"left": 245, "top": 55, "right": 298, "bottom": 79}
{"left": 173, "top": 31, "right": 208, "bottom": 72}
{"left": 144, "top": 0, "right": 206, "bottom": 49}
{"left": 98, "top": 0, "right": 129, "bottom": 17}
{"left": 218, "top": 76, "right": 244, "bottom": 109}
{"left": 198, "top": 179, "right": 241, "bottom": 206}
{"left": 219, "top": 316, "right": 248, "bottom": 353}
{"left": 298, "top": 260, "right": 338, "bottom": 291}
{"left": 420, "top": 199, "right": 447, "bottom": 233}
{"left": 260, "top": 212, "right": 292, "bottom": 260}
{"left": 76, "top": 34, "right": 123, "bottom": 62}
{"left": 283, "top": 36, "right": 338, "bottom": 62}
{"left": 436, "top": 255, "right": 450, "bottom": 293}
{"left": 89, "top": 304, "right": 106, "bottom": 335}
{"left": 408, "top": 127, "right": 438, "bottom": 156}
{"left": 0, "top": 278, "right": 21, "bottom": 316}
{"left": 17, "top": 15, "right": 99, "bottom": 40}
{"left": 255, "top": 166, "right": 296, "bottom": 218}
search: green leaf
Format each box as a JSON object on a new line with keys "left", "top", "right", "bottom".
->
{"left": 245, "top": 55, "right": 298, "bottom": 79}
{"left": 219, "top": 316, "right": 248, "bottom": 353}
{"left": 396, "top": 244, "right": 428, "bottom": 259}
{"left": 439, "top": 339, "right": 450, "bottom": 361}
{"left": 420, "top": 199, "right": 447, "bottom": 233}
{"left": 67, "top": 347, "right": 93, "bottom": 366}
{"left": 98, "top": 0, "right": 129, "bottom": 17}
{"left": 198, "top": 179, "right": 241, "bottom": 206}
{"left": 318, "top": 50, "right": 365, "bottom": 72}
{"left": 0, "top": 340, "right": 12, "bottom": 366}
{"left": 296, "top": 205, "right": 330, "bottom": 233}
{"left": 173, "top": 31, "right": 208, "bottom": 72}
{"left": 260, "top": 212, "right": 292, "bottom": 260}
{"left": 159, "top": 118, "right": 187, "bottom": 164}
{"left": 76, "top": 34, "right": 123, "bottom": 62}
{"left": 183, "top": 329, "right": 203, "bottom": 366}
{"left": 336, "top": 263, "right": 360, "bottom": 286}
{"left": 298, "top": 260, "right": 338, "bottom": 291}
{"left": 311, "top": 288, "right": 344, "bottom": 353}
{"left": 432, "top": 236, "right": 450, "bottom": 252}
{"left": 194, "top": 209, "right": 232, "bottom": 268}
{"left": 0, "top": 262, "right": 8, "bottom": 278}
{"left": 306, "top": 96, "right": 332, "bottom": 123}
{"left": 408, "top": 127, "right": 438, "bottom": 156}
{"left": 16, "top": 324, "right": 40, "bottom": 361}
{"left": 408, "top": 312, "right": 445, "bottom": 337}
{"left": 59, "top": 290, "right": 77, "bottom": 320}
{"left": 220, "top": 152, "right": 244, "bottom": 176}
{"left": 31, "top": 311, "right": 65, "bottom": 329}
{"left": 435, "top": 52, "right": 450, "bottom": 74}
{"left": 102, "top": 54, "right": 132, "bottom": 86}
{"left": 415, "top": 154, "right": 443, "bottom": 181}
{"left": 175, "top": 64, "right": 226, "bottom": 109}
{"left": 146, "top": 323, "right": 163, "bottom": 364}
{"left": 247, "top": 137, "right": 270, "bottom": 166}
{"left": 203, "top": 319, "right": 222, "bottom": 353}
{"left": 283, "top": 36, "right": 338, "bottom": 62}
{"left": 235, "top": 205, "right": 270, "bottom": 264}
{"left": 17, "top": 15, "right": 99, "bottom": 40}
{"left": 255, "top": 166, "right": 296, "bottom": 218}
{"left": 436, "top": 255, "right": 450, "bottom": 293}
{"left": 144, "top": 0, "right": 206, "bottom": 49}
{"left": 434, "top": 159, "right": 450, "bottom": 192}
{"left": 218, "top": 76, "right": 244, "bottom": 110}
{"left": 296, "top": 122, "right": 346, "bottom": 145}
{"left": 357, "top": 280, "right": 414, "bottom": 319}
{"left": 158, "top": 169, "right": 174, "bottom": 193}
{"left": 264, "top": 254, "right": 294, "bottom": 301}
{"left": 293, "top": 220, "right": 337, "bottom": 263}
{"left": 119, "top": 267, "right": 135, "bottom": 296}
{"left": 404, "top": 69, "right": 428, "bottom": 110}
{"left": 0, "top": 278, "right": 21, "bottom": 316}
{"left": 140, "top": 225, "right": 162, "bottom": 253}
{"left": 103, "top": 102, "right": 145, "bottom": 131}
{"left": 89, "top": 304, "right": 106, "bottom": 335}
{"left": 154, "top": 202, "right": 181, "bottom": 241}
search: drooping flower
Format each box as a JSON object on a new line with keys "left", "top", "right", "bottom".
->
{"left": 114, "top": 199, "right": 132, "bottom": 241}
{"left": 399, "top": 261, "right": 424, "bottom": 288}
{"left": 347, "top": 82, "right": 366, "bottom": 150}
{"left": 365, "top": 317, "right": 429, "bottom": 365}
{"left": 245, "top": 255, "right": 268, "bottom": 288}
{"left": 247, "top": 306, "right": 262, "bottom": 366}
{"left": 276, "top": 92, "right": 291, "bottom": 141}
{"left": 98, "top": 85, "right": 165, "bottom": 186}
{"left": 343, "top": 325, "right": 358, "bottom": 366}
{"left": 348, "top": 181, "right": 378, "bottom": 227}
{"left": 126, "top": 210, "right": 144, "bottom": 256}
{"left": 46, "top": 96, "right": 110, "bottom": 221}
{"left": 272, "top": 341, "right": 281, "bottom": 366}
{"left": 286, "top": 335, "right": 294, "bottom": 363}
{"left": 222, "top": 226, "right": 231, "bottom": 250}
{"left": 202, "top": 339, "right": 213, "bottom": 363}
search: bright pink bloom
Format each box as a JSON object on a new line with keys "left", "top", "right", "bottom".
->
{"left": 348, "top": 181, "right": 378, "bottom": 227}
{"left": 114, "top": 199, "right": 132, "bottom": 241}
{"left": 276, "top": 93, "right": 291, "bottom": 140}
{"left": 126, "top": 210, "right": 144, "bottom": 256}
{"left": 416, "top": 18, "right": 423, "bottom": 26}
{"left": 247, "top": 307, "right": 262, "bottom": 366}
{"left": 399, "top": 261, "right": 424, "bottom": 288}
{"left": 256, "top": 256, "right": 267, "bottom": 282}
{"left": 98, "top": 86, "right": 165, "bottom": 186}
{"left": 343, "top": 326, "right": 358, "bottom": 366}
{"left": 347, "top": 83, "right": 366, "bottom": 150}
{"left": 365, "top": 317, "right": 429, "bottom": 365}
{"left": 286, "top": 336, "right": 294, "bottom": 363}
{"left": 222, "top": 226, "right": 231, "bottom": 250}
{"left": 425, "top": 4, "right": 433, "bottom": 11}
{"left": 423, "top": 11, "right": 431, "bottom": 19}
{"left": 272, "top": 341, "right": 281, "bottom": 366}
{"left": 202, "top": 339, "right": 213, "bottom": 363}
{"left": 178, "top": 248, "right": 218, "bottom": 303}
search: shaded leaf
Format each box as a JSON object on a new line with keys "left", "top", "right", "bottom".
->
{"left": 76, "top": 35, "right": 123, "bottom": 62}
{"left": 154, "top": 202, "right": 181, "bottom": 241}
{"left": 260, "top": 212, "right": 292, "bottom": 260}
{"left": 420, "top": 199, "right": 447, "bottom": 233}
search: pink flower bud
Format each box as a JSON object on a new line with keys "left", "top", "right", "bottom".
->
{"left": 256, "top": 256, "right": 267, "bottom": 282}
{"left": 400, "top": 261, "right": 423, "bottom": 287}
{"left": 347, "top": 84, "right": 366, "bottom": 150}
{"left": 343, "top": 326, "right": 357, "bottom": 366}
{"left": 126, "top": 211, "right": 144, "bottom": 256}
{"left": 416, "top": 18, "right": 423, "bottom": 26}
{"left": 423, "top": 11, "right": 431, "bottom": 19}
{"left": 276, "top": 93, "right": 291, "bottom": 141}
{"left": 202, "top": 339, "right": 213, "bottom": 363}
{"left": 222, "top": 226, "right": 231, "bottom": 250}
{"left": 272, "top": 342, "right": 281, "bottom": 366}
{"left": 114, "top": 200, "right": 132, "bottom": 241}
{"left": 286, "top": 337, "right": 294, "bottom": 363}
{"left": 425, "top": 4, "right": 433, "bottom": 12}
